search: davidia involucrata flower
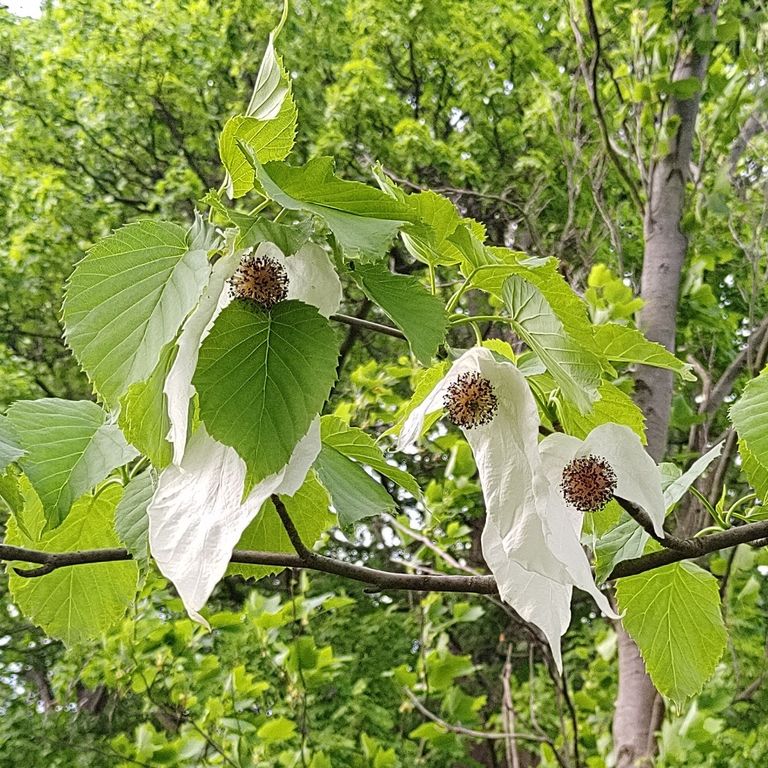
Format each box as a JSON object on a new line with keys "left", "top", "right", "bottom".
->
{"left": 398, "top": 347, "right": 666, "bottom": 669}
{"left": 149, "top": 235, "right": 342, "bottom": 623}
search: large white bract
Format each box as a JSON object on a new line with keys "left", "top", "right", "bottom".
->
{"left": 147, "top": 421, "right": 320, "bottom": 624}
{"left": 398, "top": 346, "right": 666, "bottom": 669}
{"left": 150, "top": 236, "right": 342, "bottom": 623}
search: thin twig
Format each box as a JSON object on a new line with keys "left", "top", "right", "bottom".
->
{"left": 404, "top": 688, "right": 549, "bottom": 744}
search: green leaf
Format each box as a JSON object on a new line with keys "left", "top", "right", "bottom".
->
{"left": 245, "top": 154, "right": 420, "bottom": 260}
{"left": 63, "top": 220, "right": 211, "bottom": 406}
{"left": 115, "top": 471, "right": 154, "bottom": 564}
{"left": 257, "top": 717, "right": 296, "bottom": 742}
{"left": 399, "top": 191, "right": 465, "bottom": 266}
{"left": 320, "top": 415, "right": 420, "bottom": 498}
{"left": 502, "top": 275, "right": 602, "bottom": 413}
{"left": 731, "top": 371, "right": 768, "bottom": 500}
{"left": 229, "top": 211, "right": 311, "bottom": 253}
{"left": 314, "top": 444, "right": 394, "bottom": 526}
{"left": 7, "top": 399, "right": 138, "bottom": 529}
{"left": 594, "top": 324, "right": 695, "bottom": 381}
{"left": 0, "top": 414, "right": 25, "bottom": 471}
{"left": 5, "top": 482, "right": 139, "bottom": 645}
{"left": 118, "top": 341, "right": 177, "bottom": 468}
{"left": 616, "top": 562, "right": 727, "bottom": 706}
{"left": 229, "top": 471, "right": 333, "bottom": 580}
{"left": 193, "top": 299, "right": 338, "bottom": 493}
{"left": 354, "top": 262, "right": 447, "bottom": 364}
{"left": 739, "top": 440, "right": 768, "bottom": 502}
{"left": 558, "top": 382, "right": 646, "bottom": 443}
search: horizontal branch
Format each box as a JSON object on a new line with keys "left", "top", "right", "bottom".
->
{"left": 0, "top": 542, "right": 497, "bottom": 593}
{"left": 4, "top": 517, "right": 768, "bottom": 592}
{"left": 608, "top": 519, "right": 768, "bottom": 579}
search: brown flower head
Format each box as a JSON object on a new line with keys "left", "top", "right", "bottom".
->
{"left": 443, "top": 371, "right": 498, "bottom": 429}
{"left": 229, "top": 254, "right": 289, "bottom": 309}
{"left": 560, "top": 454, "right": 617, "bottom": 512}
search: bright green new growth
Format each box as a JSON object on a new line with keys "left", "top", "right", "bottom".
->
{"left": 616, "top": 562, "right": 727, "bottom": 707}
{"left": 229, "top": 471, "right": 333, "bottom": 580}
{"left": 730, "top": 370, "right": 768, "bottom": 501}
{"left": 244, "top": 152, "right": 421, "bottom": 260}
{"left": 6, "top": 482, "right": 139, "bottom": 644}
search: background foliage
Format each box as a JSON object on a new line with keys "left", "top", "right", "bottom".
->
{"left": 1, "top": 0, "right": 768, "bottom": 766}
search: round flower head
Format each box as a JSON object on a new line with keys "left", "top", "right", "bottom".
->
{"left": 444, "top": 371, "right": 498, "bottom": 428}
{"left": 560, "top": 454, "right": 618, "bottom": 512}
{"left": 229, "top": 253, "right": 289, "bottom": 309}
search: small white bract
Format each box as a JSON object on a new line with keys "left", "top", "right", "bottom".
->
{"left": 398, "top": 346, "right": 666, "bottom": 670}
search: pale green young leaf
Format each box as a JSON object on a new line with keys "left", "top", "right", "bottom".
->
{"left": 314, "top": 444, "right": 395, "bottom": 526}
{"left": 473, "top": 252, "right": 601, "bottom": 356}
{"left": 320, "top": 415, "right": 420, "bottom": 498}
{"left": 594, "top": 323, "right": 695, "bottom": 381}
{"left": 118, "top": 341, "right": 177, "bottom": 468}
{"left": 400, "top": 191, "right": 465, "bottom": 266}
{"left": 244, "top": 153, "right": 420, "bottom": 260}
{"left": 7, "top": 399, "right": 138, "bottom": 529}
{"left": 354, "top": 262, "right": 447, "bottom": 364}
{"left": 502, "top": 276, "right": 601, "bottom": 413}
{"left": 63, "top": 220, "right": 210, "bottom": 407}
{"left": 115, "top": 471, "right": 154, "bottom": 564}
{"left": 739, "top": 439, "right": 768, "bottom": 502}
{"left": 558, "top": 381, "right": 646, "bottom": 442}
{"left": 5, "top": 483, "right": 139, "bottom": 645}
{"left": 616, "top": 562, "right": 727, "bottom": 706}
{"left": 193, "top": 299, "right": 338, "bottom": 494}
{"left": 0, "top": 414, "right": 25, "bottom": 471}
{"left": 228, "top": 471, "right": 333, "bottom": 580}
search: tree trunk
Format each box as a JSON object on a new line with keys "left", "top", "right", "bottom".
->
{"left": 613, "top": 3, "right": 720, "bottom": 766}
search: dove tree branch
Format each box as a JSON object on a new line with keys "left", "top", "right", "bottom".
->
{"left": 3, "top": 516, "right": 768, "bottom": 587}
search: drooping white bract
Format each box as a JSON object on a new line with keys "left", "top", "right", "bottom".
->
{"left": 164, "top": 237, "right": 342, "bottom": 464}
{"left": 148, "top": 420, "right": 321, "bottom": 625}
{"left": 397, "top": 347, "right": 668, "bottom": 668}
{"left": 152, "top": 236, "right": 342, "bottom": 622}
{"left": 536, "top": 424, "right": 666, "bottom": 540}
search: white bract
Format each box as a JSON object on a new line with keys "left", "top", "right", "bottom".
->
{"left": 398, "top": 347, "right": 666, "bottom": 669}
{"left": 151, "top": 235, "right": 342, "bottom": 622}
{"left": 148, "top": 421, "right": 320, "bottom": 625}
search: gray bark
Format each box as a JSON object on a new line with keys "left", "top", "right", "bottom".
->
{"left": 613, "top": 3, "right": 720, "bottom": 766}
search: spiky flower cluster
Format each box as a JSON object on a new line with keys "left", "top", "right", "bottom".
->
{"left": 443, "top": 371, "right": 498, "bottom": 429}
{"left": 229, "top": 255, "right": 289, "bottom": 309}
{"left": 560, "top": 455, "right": 617, "bottom": 512}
